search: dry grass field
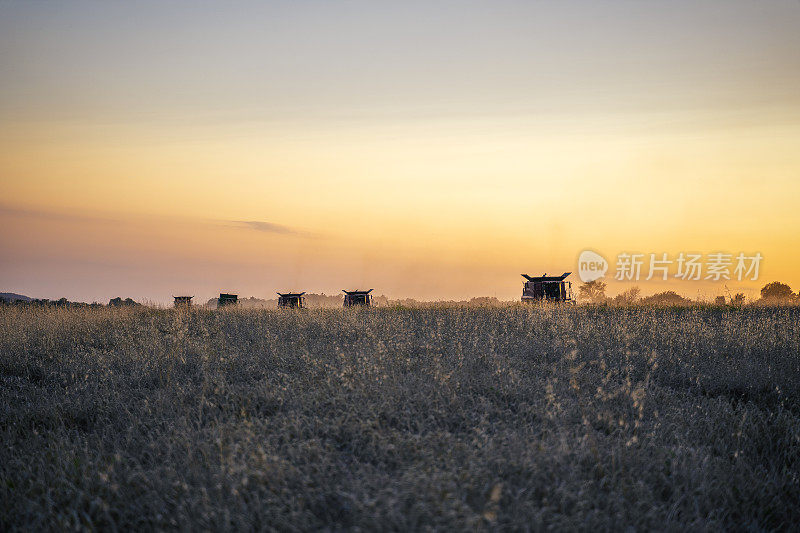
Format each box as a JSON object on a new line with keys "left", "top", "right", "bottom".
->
{"left": 1, "top": 304, "right": 798, "bottom": 530}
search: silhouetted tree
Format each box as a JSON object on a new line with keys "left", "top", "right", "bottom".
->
{"left": 579, "top": 280, "right": 607, "bottom": 303}
{"left": 613, "top": 286, "right": 641, "bottom": 305}
{"left": 760, "top": 282, "right": 795, "bottom": 302}
{"left": 714, "top": 295, "right": 726, "bottom": 305}
{"left": 109, "top": 297, "right": 140, "bottom": 307}
{"left": 640, "top": 291, "right": 691, "bottom": 306}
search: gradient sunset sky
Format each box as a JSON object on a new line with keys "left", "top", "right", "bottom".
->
{"left": 2, "top": 1, "right": 799, "bottom": 303}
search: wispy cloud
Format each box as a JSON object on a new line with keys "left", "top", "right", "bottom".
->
{"left": 232, "top": 220, "right": 315, "bottom": 238}
{"left": 0, "top": 203, "right": 317, "bottom": 239}
{"left": 0, "top": 204, "right": 121, "bottom": 224}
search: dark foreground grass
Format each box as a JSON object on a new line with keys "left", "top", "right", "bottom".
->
{"left": 1, "top": 304, "right": 799, "bottom": 530}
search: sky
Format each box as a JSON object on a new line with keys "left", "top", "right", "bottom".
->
{"left": 1, "top": 0, "right": 799, "bottom": 303}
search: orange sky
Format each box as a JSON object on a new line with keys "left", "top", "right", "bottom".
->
{"left": 2, "top": 1, "right": 799, "bottom": 303}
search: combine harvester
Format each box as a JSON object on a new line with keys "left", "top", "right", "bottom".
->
{"left": 277, "top": 292, "right": 306, "bottom": 309}
{"left": 217, "top": 293, "right": 238, "bottom": 307}
{"left": 343, "top": 289, "right": 373, "bottom": 307}
{"left": 521, "top": 273, "right": 574, "bottom": 303}
{"left": 173, "top": 296, "right": 193, "bottom": 309}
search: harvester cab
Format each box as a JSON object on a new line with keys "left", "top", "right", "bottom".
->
{"left": 343, "top": 289, "right": 373, "bottom": 307}
{"left": 173, "top": 296, "right": 193, "bottom": 309}
{"left": 218, "top": 293, "right": 238, "bottom": 307}
{"left": 277, "top": 292, "right": 306, "bottom": 308}
{"left": 521, "top": 272, "right": 574, "bottom": 303}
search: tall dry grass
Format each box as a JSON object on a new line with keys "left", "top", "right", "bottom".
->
{"left": 1, "top": 304, "right": 798, "bottom": 530}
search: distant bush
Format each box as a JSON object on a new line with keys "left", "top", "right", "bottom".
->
{"left": 639, "top": 290, "right": 692, "bottom": 306}
{"left": 578, "top": 280, "right": 607, "bottom": 303}
{"left": 760, "top": 281, "right": 796, "bottom": 303}
{"left": 612, "top": 286, "right": 640, "bottom": 305}
{"left": 108, "top": 297, "right": 140, "bottom": 307}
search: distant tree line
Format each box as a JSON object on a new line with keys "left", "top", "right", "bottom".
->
{"left": 389, "top": 296, "right": 505, "bottom": 308}
{"left": 3, "top": 282, "right": 796, "bottom": 309}
{"left": 578, "top": 280, "right": 799, "bottom": 305}
{"left": 0, "top": 296, "right": 102, "bottom": 308}
{"left": 0, "top": 296, "right": 141, "bottom": 308}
